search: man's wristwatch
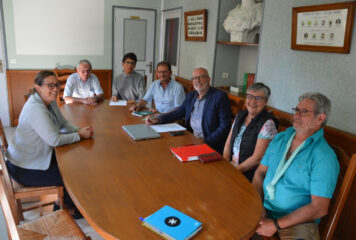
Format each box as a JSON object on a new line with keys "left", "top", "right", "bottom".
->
{"left": 273, "top": 219, "right": 282, "bottom": 230}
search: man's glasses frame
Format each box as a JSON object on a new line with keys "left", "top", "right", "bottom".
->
{"left": 292, "top": 107, "right": 316, "bottom": 116}
{"left": 190, "top": 75, "right": 209, "bottom": 81}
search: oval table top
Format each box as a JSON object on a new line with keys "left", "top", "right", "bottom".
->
{"left": 56, "top": 100, "right": 262, "bottom": 239}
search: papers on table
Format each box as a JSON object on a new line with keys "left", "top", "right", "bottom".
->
{"left": 150, "top": 123, "right": 186, "bottom": 133}
{"left": 109, "top": 100, "right": 127, "bottom": 106}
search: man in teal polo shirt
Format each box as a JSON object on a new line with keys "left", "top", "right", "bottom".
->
{"left": 252, "top": 92, "right": 339, "bottom": 240}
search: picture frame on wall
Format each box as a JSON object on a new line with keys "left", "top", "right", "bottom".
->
{"left": 184, "top": 9, "right": 207, "bottom": 41}
{"left": 291, "top": 1, "right": 355, "bottom": 53}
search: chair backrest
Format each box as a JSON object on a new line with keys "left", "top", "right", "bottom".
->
{"left": 0, "top": 119, "right": 8, "bottom": 150}
{"left": 24, "top": 88, "right": 36, "bottom": 102}
{"left": 54, "top": 67, "right": 75, "bottom": 104}
{"left": 0, "top": 150, "right": 21, "bottom": 239}
{"left": 319, "top": 146, "right": 356, "bottom": 240}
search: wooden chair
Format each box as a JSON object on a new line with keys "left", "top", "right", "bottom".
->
{"left": 24, "top": 88, "right": 36, "bottom": 102}
{"left": 0, "top": 121, "right": 64, "bottom": 224}
{"left": 261, "top": 146, "right": 356, "bottom": 240}
{"left": 0, "top": 167, "right": 89, "bottom": 240}
{"left": 274, "top": 115, "right": 293, "bottom": 132}
{"left": 54, "top": 67, "right": 75, "bottom": 104}
{"left": 0, "top": 118, "right": 8, "bottom": 150}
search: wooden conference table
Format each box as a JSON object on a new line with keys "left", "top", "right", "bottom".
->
{"left": 56, "top": 100, "right": 262, "bottom": 240}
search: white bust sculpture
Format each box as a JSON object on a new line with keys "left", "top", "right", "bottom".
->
{"left": 223, "top": 0, "right": 262, "bottom": 42}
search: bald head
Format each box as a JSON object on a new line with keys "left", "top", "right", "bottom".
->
{"left": 191, "top": 67, "right": 210, "bottom": 97}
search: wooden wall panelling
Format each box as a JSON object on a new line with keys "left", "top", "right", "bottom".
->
{"left": 6, "top": 69, "right": 112, "bottom": 126}
{"left": 91, "top": 70, "right": 112, "bottom": 99}
{"left": 7, "top": 70, "right": 40, "bottom": 126}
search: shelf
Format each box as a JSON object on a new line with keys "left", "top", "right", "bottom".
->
{"left": 217, "top": 41, "right": 258, "bottom": 47}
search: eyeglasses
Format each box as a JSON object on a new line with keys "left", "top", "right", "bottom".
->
{"left": 292, "top": 107, "right": 315, "bottom": 116}
{"left": 246, "top": 94, "right": 265, "bottom": 102}
{"left": 42, "top": 83, "right": 60, "bottom": 90}
{"left": 191, "top": 75, "right": 208, "bottom": 81}
{"left": 125, "top": 61, "right": 136, "bottom": 65}
{"left": 157, "top": 70, "right": 169, "bottom": 74}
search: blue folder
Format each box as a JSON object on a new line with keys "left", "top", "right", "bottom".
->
{"left": 142, "top": 205, "right": 202, "bottom": 240}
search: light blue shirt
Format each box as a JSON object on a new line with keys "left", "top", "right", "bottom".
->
{"left": 190, "top": 94, "right": 206, "bottom": 139}
{"left": 63, "top": 73, "right": 103, "bottom": 98}
{"left": 261, "top": 127, "right": 339, "bottom": 221}
{"left": 143, "top": 78, "right": 185, "bottom": 113}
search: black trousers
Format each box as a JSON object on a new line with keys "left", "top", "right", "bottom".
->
{"left": 6, "top": 151, "right": 76, "bottom": 209}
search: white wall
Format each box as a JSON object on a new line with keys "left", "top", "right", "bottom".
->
{"left": 257, "top": 0, "right": 356, "bottom": 134}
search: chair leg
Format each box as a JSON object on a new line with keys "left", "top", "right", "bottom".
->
{"left": 16, "top": 199, "right": 24, "bottom": 221}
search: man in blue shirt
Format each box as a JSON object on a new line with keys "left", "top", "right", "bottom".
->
{"left": 64, "top": 59, "right": 104, "bottom": 104}
{"left": 252, "top": 92, "right": 339, "bottom": 240}
{"left": 146, "top": 67, "right": 232, "bottom": 154}
{"left": 130, "top": 61, "right": 185, "bottom": 113}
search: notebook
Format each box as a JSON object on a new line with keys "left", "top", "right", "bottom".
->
{"left": 122, "top": 124, "right": 161, "bottom": 140}
{"left": 141, "top": 205, "right": 202, "bottom": 240}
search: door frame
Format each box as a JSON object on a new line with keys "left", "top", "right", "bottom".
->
{"left": 112, "top": 6, "right": 156, "bottom": 89}
{"left": 160, "top": 7, "right": 182, "bottom": 76}
{"left": 0, "top": 0, "right": 10, "bottom": 126}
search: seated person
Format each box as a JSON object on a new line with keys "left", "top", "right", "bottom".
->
{"left": 146, "top": 67, "right": 232, "bottom": 154}
{"left": 223, "top": 83, "right": 278, "bottom": 182}
{"left": 130, "top": 61, "right": 185, "bottom": 114}
{"left": 63, "top": 59, "right": 104, "bottom": 104}
{"left": 6, "top": 71, "right": 93, "bottom": 218}
{"left": 252, "top": 92, "right": 339, "bottom": 240}
{"left": 111, "top": 52, "right": 146, "bottom": 104}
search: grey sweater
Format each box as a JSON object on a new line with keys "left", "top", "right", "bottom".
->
{"left": 6, "top": 93, "right": 80, "bottom": 170}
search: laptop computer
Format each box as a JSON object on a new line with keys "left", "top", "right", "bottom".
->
{"left": 122, "top": 124, "right": 161, "bottom": 140}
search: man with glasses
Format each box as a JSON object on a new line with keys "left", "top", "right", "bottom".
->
{"left": 252, "top": 92, "right": 339, "bottom": 240}
{"left": 130, "top": 61, "right": 185, "bottom": 113}
{"left": 146, "top": 67, "right": 232, "bottom": 154}
{"left": 63, "top": 59, "right": 104, "bottom": 104}
{"left": 111, "top": 52, "right": 146, "bottom": 104}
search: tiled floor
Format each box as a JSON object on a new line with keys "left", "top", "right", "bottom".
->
{"left": 0, "top": 127, "right": 104, "bottom": 239}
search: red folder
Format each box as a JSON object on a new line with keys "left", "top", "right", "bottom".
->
{"left": 169, "top": 144, "right": 217, "bottom": 162}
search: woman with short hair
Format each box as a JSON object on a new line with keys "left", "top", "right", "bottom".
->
{"left": 223, "top": 82, "right": 278, "bottom": 182}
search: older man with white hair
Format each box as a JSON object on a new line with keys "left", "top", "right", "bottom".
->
{"left": 64, "top": 59, "right": 104, "bottom": 104}
{"left": 253, "top": 92, "right": 339, "bottom": 240}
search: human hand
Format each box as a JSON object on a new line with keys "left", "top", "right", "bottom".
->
{"left": 256, "top": 218, "right": 277, "bottom": 237}
{"left": 148, "top": 108, "right": 159, "bottom": 113}
{"left": 78, "top": 126, "right": 94, "bottom": 139}
{"left": 83, "top": 97, "right": 97, "bottom": 105}
{"left": 129, "top": 104, "right": 140, "bottom": 112}
{"left": 111, "top": 96, "right": 118, "bottom": 102}
{"left": 145, "top": 116, "right": 160, "bottom": 125}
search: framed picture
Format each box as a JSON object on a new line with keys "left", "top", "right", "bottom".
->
{"left": 291, "top": 2, "right": 355, "bottom": 53}
{"left": 184, "top": 9, "right": 207, "bottom": 41}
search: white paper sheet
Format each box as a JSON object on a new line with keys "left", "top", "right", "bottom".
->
{"left": 150, "top": 123, "right": 186, "bottom": 133}
{"left": 109, "top": 100, "right": 127, "bottom": 106}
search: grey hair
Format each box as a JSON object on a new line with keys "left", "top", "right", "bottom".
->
{"left": 77, "top": 59, "right": 92, "bottom": 70}
{"left": 247, "top": 82, "right": 271, "bottom": 101}
{"left": 298, "top": 92, "right": 331, "bottom": 125}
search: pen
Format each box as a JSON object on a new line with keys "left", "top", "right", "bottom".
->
{"left": 138, "top": 217, "right": 145, "bottom": 221}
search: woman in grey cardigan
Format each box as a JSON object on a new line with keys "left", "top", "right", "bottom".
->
{"left": 6, "top": 70, "right": 93, "bottom": 218}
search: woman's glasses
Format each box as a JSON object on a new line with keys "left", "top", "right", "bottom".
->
{"left": 43, "top": 83, "right": 60, "bottom": 90}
